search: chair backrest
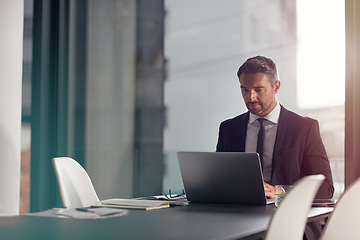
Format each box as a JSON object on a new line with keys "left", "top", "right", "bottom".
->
{"left": 265, "top": 174, "right": 325, "bottom": 240}
{"left": 319, "top": 177, "right": 360, "bottom": 240}
{"left": 52, "top": 157, "right": 100, "bottom": 208}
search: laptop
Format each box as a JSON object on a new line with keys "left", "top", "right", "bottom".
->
{"left": 177, "top": 152, "right": 273, "bottom": 205}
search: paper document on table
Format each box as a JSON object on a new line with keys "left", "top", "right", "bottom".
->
{"left": 93, "top": 198, "right": 180, "bottom": 210}
{"left": 26, "top": 207, "right": 129, "bottom": 219}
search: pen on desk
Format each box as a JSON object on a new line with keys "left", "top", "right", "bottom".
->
{"left": 75, "top": 207, "right": 91, "bottom": 212}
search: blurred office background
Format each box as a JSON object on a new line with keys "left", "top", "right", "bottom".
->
{"left": 20, "top": 0, "right": 345, "bottom": 214}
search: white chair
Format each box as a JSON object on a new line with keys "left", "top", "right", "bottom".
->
{"left": 319, "top": 177, "right": 360, "bottom": 240}
{"left": 52, "top": 157, "right": 100, "bottom": 208}
{"left": 265, "top": 174, "right": 325, "bottom": 240}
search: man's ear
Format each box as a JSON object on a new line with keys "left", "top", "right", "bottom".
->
{"left": 274, "top": 81, "right": 280, "bottom": 94}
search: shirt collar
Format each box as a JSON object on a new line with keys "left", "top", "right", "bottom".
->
{"left": 249, "top": 102, "right": 280, "bottom": 124}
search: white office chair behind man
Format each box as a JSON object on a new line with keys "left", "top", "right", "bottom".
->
{"left": 52, "top": 157, "right": 100, "bottom": 208}
{"left": 319, "top": 177, "right": 360, "bottom": 240}
{"left": 265, "top": 174, "right": 325, "bottom": 240}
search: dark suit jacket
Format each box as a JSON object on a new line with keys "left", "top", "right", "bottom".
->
{"left": 216, "top": 105, "right": 334, "bottom": 199}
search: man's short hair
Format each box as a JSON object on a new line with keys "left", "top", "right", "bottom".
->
{"left": 237, "top": 56, "right": 279, "bottom": 85}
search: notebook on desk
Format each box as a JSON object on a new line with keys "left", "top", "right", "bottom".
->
{"left": 177, "top": 152, "right": 273, "bottom": 205}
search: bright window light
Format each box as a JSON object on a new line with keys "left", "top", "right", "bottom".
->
{"left": 297, "top": 0, "right": 345, "bottom": 109}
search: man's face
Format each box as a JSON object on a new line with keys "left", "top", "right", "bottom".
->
{"left": 239, "top": 73, "right": 280, "bottom": 117}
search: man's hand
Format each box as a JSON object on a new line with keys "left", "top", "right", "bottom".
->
{"left": 264, "top": 182, "right": 275, "bottom": 199}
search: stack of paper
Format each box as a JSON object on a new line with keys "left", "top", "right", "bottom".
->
{"left": 93, "top": 198, "right": 187, "bottom": 210}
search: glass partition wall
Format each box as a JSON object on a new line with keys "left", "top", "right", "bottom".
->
{"left": 29, "top": 0, "right": 165, "bottom": 212}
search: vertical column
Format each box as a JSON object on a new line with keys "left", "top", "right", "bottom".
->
{"left": 134, "top": 0, "right": 165, "bottom": 196}
{"left": 345, "top": 0, "right": 360, "bottom": 187}
{"left": 86, "top": 0, "right": 136, "bottom": 198}
{"left": 0, "top": 1, "right": 23, "bottom": 215}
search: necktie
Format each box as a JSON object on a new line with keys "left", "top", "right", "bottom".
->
{"left": 256, "top": 118, "right": 264, "bottom": 168}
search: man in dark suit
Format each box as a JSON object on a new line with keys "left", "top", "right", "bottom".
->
{"left": 216, "top": 56, "right": 334, "bottom": 199}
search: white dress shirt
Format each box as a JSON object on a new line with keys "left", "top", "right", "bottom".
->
{"left": 245, "top": 103, "right": 280, "bottom": 182}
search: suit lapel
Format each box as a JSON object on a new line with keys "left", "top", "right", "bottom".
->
{"left": 272, "top": 106, "right": 289, "bottom": 173}
{"left": 237, "top": 112, "right": 249, "bottom": 151}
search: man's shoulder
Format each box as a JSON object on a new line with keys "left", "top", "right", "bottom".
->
{"left": 221, "top": 112, "right": 249, "bottom": 125}
{"left": 280, "top": 106, "right": 318, "bottom": 124}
